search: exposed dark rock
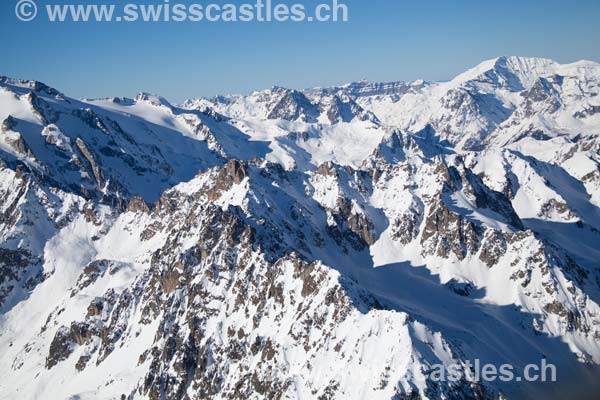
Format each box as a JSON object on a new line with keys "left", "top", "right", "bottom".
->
{"left": 126, "top": 196, "right": 151, "bottom": 214}
{"left": 1, "top": 115, "right": 17, "bottom": 131}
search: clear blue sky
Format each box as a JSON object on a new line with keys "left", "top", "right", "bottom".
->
{"left": 1, "top": 0, "right": 599, "bottom": 101}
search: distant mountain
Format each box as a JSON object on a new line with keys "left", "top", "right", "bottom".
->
{"left": 1, "top": 57, "right": 600, "bottom": 399}
{"left": 352, "top": 56, "right": 600, "bottom": 150}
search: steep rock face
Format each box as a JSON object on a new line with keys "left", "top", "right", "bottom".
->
{"left": 310, "top": 162, "right": 378, "bottom": 251}
{"left": 266, "top": 88, "right": 319, "bottom": 122}
{"left": 317, "top": 93, "right": 380, "bottom": 125}
{"left": 305, "top": 80, "right": 429, "bottom": 100}
{"left": 0, "top": 166, "right": 68, "bottom": 310}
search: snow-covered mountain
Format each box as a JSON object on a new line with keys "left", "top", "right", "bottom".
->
{"left": 1, "top": 56, "right": 600, "bottom": 399}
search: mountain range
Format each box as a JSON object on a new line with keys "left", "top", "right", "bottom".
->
{"left": 1, "top": 56, "right": 600, "bottom": 399}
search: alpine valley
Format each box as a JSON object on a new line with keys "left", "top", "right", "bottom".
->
{"left": 1, "top": 56, "right": 600, "bottom": 399}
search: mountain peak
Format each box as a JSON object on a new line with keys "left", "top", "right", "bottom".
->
{"left": 452, "top": 56, "right": 558, "bottom": 88}
{"left": 134, "top": 92, "right": 172, "bottom": 108}
{"left": 0, "top": 76, "right": 65, "bottom": 98}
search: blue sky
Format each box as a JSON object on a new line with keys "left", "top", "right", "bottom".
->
{"left": 1, "top": 0, "right": 599, "bottom": 101}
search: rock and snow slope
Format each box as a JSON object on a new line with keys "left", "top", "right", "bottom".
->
{"left": 1, "top": 57, "right": 600, "bottom": 399}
